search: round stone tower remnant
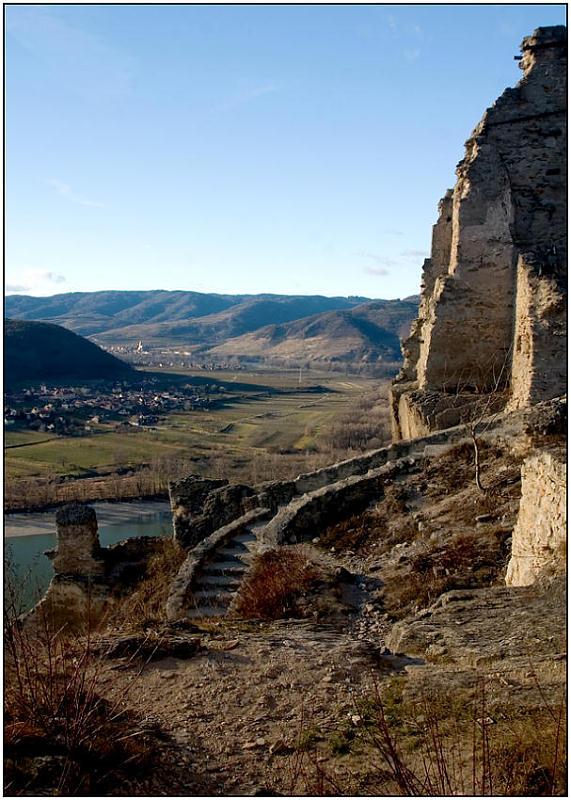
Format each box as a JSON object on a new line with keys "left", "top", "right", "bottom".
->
{"left": 53, "top": 502, "right": 105, "bottom": 576}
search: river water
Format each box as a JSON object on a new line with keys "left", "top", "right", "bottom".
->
{"left": 4, "top": 500, "right": 173, "bottom": 612}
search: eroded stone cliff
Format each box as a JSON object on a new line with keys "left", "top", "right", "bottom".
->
{"left": 391, "top": 26, "right": 566, "bottom": 440}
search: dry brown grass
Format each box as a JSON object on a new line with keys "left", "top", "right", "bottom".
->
{"left": 319, "top": 483, "right": 418, "bottom": 553}
{"left": 381, "top": 530, "right": 510, "bottom": 619}
{"left": 4, "top": 605, "right": 162, "bottom": 796}
{"left": 282, "top": 677, "right": 567, "bottom": 796}
{"left": 233, "top": 546, "right": 323, "bottom": 620}
{"left": 112, "top": 537, "right": 187, "bottom": 629}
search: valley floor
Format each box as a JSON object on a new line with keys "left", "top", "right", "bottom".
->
{"left": 5, "top": 369, "right": 389, "bottom": 513}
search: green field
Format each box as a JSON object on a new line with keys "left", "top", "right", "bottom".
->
{"left": 5, "top": 370, "right": 387, "bottom": 485}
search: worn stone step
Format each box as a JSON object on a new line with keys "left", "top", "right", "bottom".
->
{"left": 218, "top": 544, "right": 252, "bottom": 559}
{"left": 232, "top": 531, "right": 258, "bottom": 548}
{"left": 249, "top": 519, "right": 269, "bottom": 532}
{"left": 192, "top": 588, "right": 233, "bottom": 602}
{"left": 186, "top": 605, "right": 228, "bottom": 618}
{"left": 203, "top": 561, "right": 247, "bottom": 576}
{"left": 200, "top": 574, "right": 242, "bottom": 588}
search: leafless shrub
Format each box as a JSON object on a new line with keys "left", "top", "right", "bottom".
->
{"left": 4, "top": 586, "right": 160, "bottom": 796}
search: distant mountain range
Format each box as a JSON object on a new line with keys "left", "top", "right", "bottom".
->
{"left": 5, "top": 291, "right": 372, "bottom": 338}
{"left": 5, "top": 290, "right": 419, "bottom": 372}
{"left": 4, "top": 319, "right": 133, "bottom": 388}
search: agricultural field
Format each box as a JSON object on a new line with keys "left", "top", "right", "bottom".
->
{"left": 5, "top": 368, "right": 392, "bottom": 511}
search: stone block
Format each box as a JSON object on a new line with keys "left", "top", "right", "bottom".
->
{"left": 53, "top": 503, "right": 105, "bottom": 577}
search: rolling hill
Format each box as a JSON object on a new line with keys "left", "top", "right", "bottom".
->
{"left": 5, "top": 290, "right": 372, "bottom": 340}
{"left": 4, "top": 319, "right": 134, "bottom": 388}
{"left": 205, "top": 299, "right": 418, "bottom": 369}
{"left": 4, "top": 290, "right": 419, "bottom": 372}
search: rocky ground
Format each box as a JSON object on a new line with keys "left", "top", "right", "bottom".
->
{"left": 90, "top": 430, "right": 565, "bottom": 796}
{"left": 6, "top": 417, "right": 566, "bottom": 796}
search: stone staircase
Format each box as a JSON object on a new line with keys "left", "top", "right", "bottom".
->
{"left": 168, "top": 415, "right": 517, "bottom": 622}
{"left": 183, "top": 522, "right": 267, "bottom": 618}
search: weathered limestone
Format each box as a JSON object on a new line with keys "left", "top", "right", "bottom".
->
{"left": 386, "top": 576, "right": 566, "bottom": 671}
{"left": 32, "top": 575, "right": 111, "bottom": 632}
{"left": 169, "top": 476, "right": 228, "bottom": 545}
{"left": 506, "top": 452, "right": 566, "bottom": 586}
{"left": 508, "top": 251, "right": 567, "bottom": 410}
{"left": 52, "top": 503, "right": 104, "bottom": 576}
{"left": 391, "top": 26, "right": 567, "bottom": 441}
{"left": 30, "top": 503, "right": 167, "bottom": 630}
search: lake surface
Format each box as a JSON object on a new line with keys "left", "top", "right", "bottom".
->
{"left": 4, "top": 500, "right": 173, "bottom": 612}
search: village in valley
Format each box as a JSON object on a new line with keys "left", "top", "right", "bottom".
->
{"left": 4, "top": 379, "right": 215, "bottom": 436}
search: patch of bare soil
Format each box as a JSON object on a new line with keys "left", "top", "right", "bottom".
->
{"left": 98, "top": 620, "right": 419, "bottom": 795}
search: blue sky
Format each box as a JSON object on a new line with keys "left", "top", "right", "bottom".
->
{"left": 5, "top": 3, "right": 566, "bottom": 300}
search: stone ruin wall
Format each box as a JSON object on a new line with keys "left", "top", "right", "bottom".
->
{"left": 506, "top": 451, "right": 566, "bottom": 586}
{"left": 510, "top": 251, "right": 567, "bottom": 409}
{"left": 29, "top": 503, "right": 165, "bottom": 630}
{"left": 391, "top": 26, "right": 567, "bottom": 441}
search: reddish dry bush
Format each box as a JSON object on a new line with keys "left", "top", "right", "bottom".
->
{"left": 233, "top": 546, "right": 321, "bottom": 620}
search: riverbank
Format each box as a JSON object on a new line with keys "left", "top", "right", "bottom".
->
{"left": 5, "top": 499, "right": 172, "bottom": 537}
{"left": 4, "top": 469, "right": 169, "bottom": 514}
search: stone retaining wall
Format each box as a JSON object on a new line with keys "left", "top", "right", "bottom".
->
{"left": 262, "top": 457, "right": 423, "bottom": 546}
{"left": 506, "top": 451, "right": 566, "bottom": 585}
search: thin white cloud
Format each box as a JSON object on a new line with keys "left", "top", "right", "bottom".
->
{"left": 242, "top": 85, "right": 278, "bottom": 101}
{"left": 401, "top": 249, "right": 428, "bottom": 258}
{"left": 5, "top": 270, "right": 67, "bottom": 296}
{"left": 5, "top": 283, "right": 29, "bottom": 294}
{"left": 48, "top": 179, "right": 104, "bottom": 208}
{"left": 404, "top": 48, "right": 421, "bottom": 62}
{"left": 387, "top": 15, "right": 397, "bottom": 31}
{"left": 44, "top": 271, "right": 66, "bottom": 283}
{"left": 358, "top": 251, "right": 393, "bottom": 276}
{"left": 6, "top": 6, "right": 135, "bottom": 102}
{"left": 21, "top": 269, "right": 67, "bottom": 284}
{"left": 357, "top": 250, "right": 396, "bottom": 267}
{"left": 383, "top": 228, "right": 404, "bottom": 236}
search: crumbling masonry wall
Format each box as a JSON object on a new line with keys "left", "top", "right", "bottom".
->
{"left": 29, "top": 503, "right": 165, "bottom": 631}
{"left": 391, "top": 26, "right": 566, "bottom": 440}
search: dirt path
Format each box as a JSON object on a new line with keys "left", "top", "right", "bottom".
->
{"left": 105, "top": 619, "right": 417, "bottom": 796}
